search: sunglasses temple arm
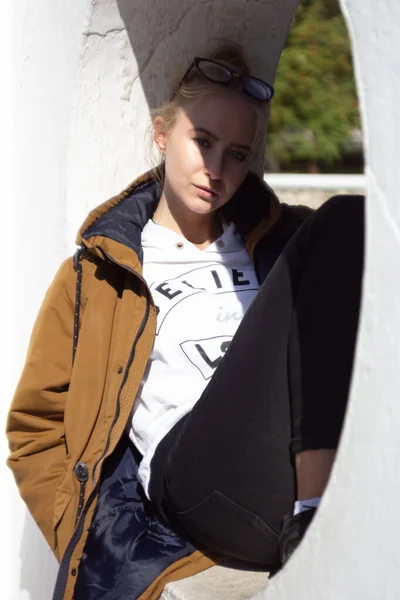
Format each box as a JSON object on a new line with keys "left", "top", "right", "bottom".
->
{"left": 179, "top": 62, "right": 196, "bottom": 87}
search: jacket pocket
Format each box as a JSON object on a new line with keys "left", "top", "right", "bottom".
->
{"left": 175, "top": 490, "right": 278, "bottom": 565}
{"left": 53, "top": 458, "right": 76, "bottom": 560}
{"left": 53, "top": 486, "right": 74, "bottom": 532}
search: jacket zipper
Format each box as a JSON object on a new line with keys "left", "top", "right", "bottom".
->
{"left": 90, "top": 247, "right": 152, "bottom": 488}
{"left": 53, "top": 249, "right": 152, "bottom": 600}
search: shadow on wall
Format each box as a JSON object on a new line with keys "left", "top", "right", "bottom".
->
{"left": 116, "top": 0, "right": 300, "bottom": 110}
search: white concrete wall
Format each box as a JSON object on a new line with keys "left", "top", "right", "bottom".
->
{"left": 6, "top": 1, "right": 91, "bottom": 598}
{"left": 254, "top": 1, "right": 400, "bottom": 599}
{"left": 264, "top": 173, "right": 366, "bottom": 209}
{"left": 2, "top": 5, "right": 15, "bottom": 598}
{"left": 6, "top": 0, "right": 400, "bottom": 599}
{"left": 64, "top": 0, "right": 299, "bottom": 252}
{"left": 7, "top": 2, "right": 298, "bottom": 598}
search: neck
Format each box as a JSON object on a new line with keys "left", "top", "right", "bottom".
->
{"left": 153, "top": 190, "right": 223, "bottom": 250}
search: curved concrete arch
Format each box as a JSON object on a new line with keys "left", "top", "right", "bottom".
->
{"left": 254, "top": 1, "right": 400, "bottom": 598}
{"left": 5, "top": 1, "right": 400, "bottom": 599}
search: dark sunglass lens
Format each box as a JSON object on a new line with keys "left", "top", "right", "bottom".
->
{"left": 198, "top": 60, "right": 232, "bottom": 83}
{"left": 243, "top": 77, "right": 274, "bottom": 101}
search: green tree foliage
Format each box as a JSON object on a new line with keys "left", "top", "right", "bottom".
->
{"left": 266, "top": 0, "right": 361, "bottom": 172}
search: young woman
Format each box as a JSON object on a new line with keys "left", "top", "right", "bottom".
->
{"left": 7, "top": 44, "right": 364, "bottom": 600}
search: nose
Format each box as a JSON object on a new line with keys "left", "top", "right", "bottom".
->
{"left": 205, "top": 152, "right": 224, "bottom": 181}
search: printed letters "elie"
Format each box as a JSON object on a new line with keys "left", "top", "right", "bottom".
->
{"left": 156, "top": 269, "right": 251, "bottom": 300}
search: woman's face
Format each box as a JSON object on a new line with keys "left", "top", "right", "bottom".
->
{"left": 155, "top": 91, "right": 257, "bottom": 217}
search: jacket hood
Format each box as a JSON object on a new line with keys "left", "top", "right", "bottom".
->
{"left": 76, "top": 165, "right": 281, "bottom": 265}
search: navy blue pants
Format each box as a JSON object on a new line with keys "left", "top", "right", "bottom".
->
{"left": 149, "top": 195, "right": 364, "bottom": 564}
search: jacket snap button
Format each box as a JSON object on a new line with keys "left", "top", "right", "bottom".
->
{"left": 117, "top": 366, "right": 123, "bottom": 374}
{"left": 71, "top": 568, "right": 77, "bottom": 577}
{"left": 74, "top": 462, "right": 89, "bottom": 482}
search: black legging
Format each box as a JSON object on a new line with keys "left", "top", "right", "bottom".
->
{"left": 149, "top": 194, "right": 364, "bottom": 565}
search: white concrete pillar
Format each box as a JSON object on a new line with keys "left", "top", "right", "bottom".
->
{"left": 7, "top": 1, "right": 91, "bottom": 598}
{"left": 2, "top": 4, "right": 16, "bottom": 598}
{"left": 7, "top": 2, "right": 299, "bottom": 598}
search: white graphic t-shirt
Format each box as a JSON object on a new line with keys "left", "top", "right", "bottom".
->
{"left": 130, "top": 219, "right": 260, "bottom": 497}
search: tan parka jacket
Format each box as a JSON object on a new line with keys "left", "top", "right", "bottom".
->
{"left": 6, "top": 167, "right": 310, "bottom": 600}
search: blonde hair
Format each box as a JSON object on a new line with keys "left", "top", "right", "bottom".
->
{"left": 148, "top": 42, "right": 269, "bottom": 181}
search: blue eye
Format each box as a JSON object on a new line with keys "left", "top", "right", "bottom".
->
{"left": 194, "top": 137, "right": 210, "bottom": 148}
{"left": 230, "top": 149, "right": 247, "bottom": 162}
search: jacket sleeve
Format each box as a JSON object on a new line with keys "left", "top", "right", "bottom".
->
{"left": 6, "top": 257, "right": 79, "bottom": 553}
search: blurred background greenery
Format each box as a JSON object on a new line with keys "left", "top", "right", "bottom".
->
{"left": 265, "top": 0, "right": 363, "bottom": 174}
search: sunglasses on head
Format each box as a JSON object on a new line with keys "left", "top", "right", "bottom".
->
{"left": 179, "top": 57, "right": 274, "bottom": 102}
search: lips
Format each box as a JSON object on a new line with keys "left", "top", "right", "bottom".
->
{"left": 194, "top": 185, "right": 219, "bottom": 198}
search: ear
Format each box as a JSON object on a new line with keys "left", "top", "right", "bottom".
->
{"left": 153, "top": 116, "right": 167, "bottom": 153}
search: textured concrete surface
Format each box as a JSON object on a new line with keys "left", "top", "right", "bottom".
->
{"left": 265, "top": 175, "right": 365, "bottom": 209}
{"left": 8, "top": 0, "right": 400, "bottom": 599}
{"left": 161, "top": 564, "right": 270, "bottom": 600}
{"left": 274, "top": 186, "right": 365, "bottom": 209}
{"left": 8, "top": 2, "right": 300, "bottom": 597}
{"left": 65, "top": 0, "right": 300, "bottom": 250}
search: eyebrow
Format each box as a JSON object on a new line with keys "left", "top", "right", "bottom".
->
{"left": 190, "top": 127, "right": 251, "bottom": 151}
